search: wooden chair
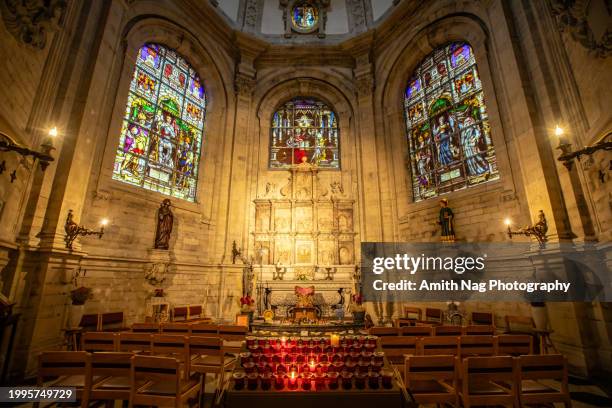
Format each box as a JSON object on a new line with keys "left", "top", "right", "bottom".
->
{"left": 460, "top": 356, "right": 517, "bottom": 408}
{"left": 190, "top": 323, "right": 218, "bottom": 336}
{"left": 188, "top": 305, "right": 209, "bottom": 322}
{"left": 464, "top": 324, "right": 495, "bottom": 335}
{"left": 218, "top": 324, "right": 248, "bottom": 341}
{"left": 517, "top": 354, "right": 571, "bottom": 408}
{"left": 404, "top": 355, "right": 459, "bottom": 406}
{"left": 118, "top": 332, "right": 152, "bottom": 353}
{"left": 434, "top": 325, "right": 463, "bottom": 336}
{"left": 81, "top": 331, "right": 118, "bottom": 352}
{"left": 471, "top": 311, "right": 494, "bottom": 326}
{"left": 497, "top": 334, "right": 533, "bottom": 356}
{"left": 188, "top": 336, "right": 236, "bottom": 397}
{"left": 35, "top": 351, "right": 91, "bottom": 408}
{"left": 131, "top": 322, "right": 160, "bottom": 333}
{"left": 171, "top": 306, "right": 189, "bottom": 321}
{"left": 88, "top": 352, "right": 134, "bottom": 403}
{"left": 380, "top": 336, "right": 418, "bottom": 367}
{"left": 401, "top": 325, "right": 433, "bottom": 337}
{"left": 505, "top": 315, "right": 535, "bottom": 334}
{"left": 100, "top": 312, "right": 127, "bottom": 332}
{"left": 369, "top": 326, "right": 400, "bottom": 336}
{"left": 161, "top": 322, "right": 191, "bottom": 334}
{"left": 418, "top": 336, "right": 460, "bottom": 356}
{"left": 394, "top": 318, "right": 415, "bottom": 328}
{"left": 129, "top": 355, "right": 201, "bottom": 408}
{"left": 424, "top": 308, "right": 443, "bottom": 325}
{"left": 404, "top": 306, "right": 422, "bottom": 321}
{"left": 79, "top": 313, "right": 101, "bottom": 332}
{"left": 460, "top": 335, "right": 496, "bottom": 358}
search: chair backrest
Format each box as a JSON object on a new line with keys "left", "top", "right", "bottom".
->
{"left": 462, "top": 356, "right": 516, "bottom": 407}
{"left": 172, "top": 306, "right": 188, "bottom": 321}
{"left": 151, "top": 335, "right": 188, "bottom": 360}
{"left": 518, "top": 354, "right": 566, "bottom": 380}
{"left": 190, "top": 323, "right": 218, "bottom": 336}
{"left": 404, "top": 307, "right": 422, "bottom": 321}
{"left": 425, "top": 308, "right": 443, "bottom": 323}
{"left": 395, "top": 318, "right": 414, "bottom": 328}
{"left": 434, "top": 325, "right": 463, "bottom": 336}
{"left": 497, "top": 334, "right": 533, "bottom": 356}
{"left": 380, "top": 336, "right": 418, "bottom": 364}
{"left": 118, "top": 332, "right": 152, "bottom": 353}
{"left": 405, "top": 355, "right": 457, "bottom": 382}
{"left": 161, "top": 322, "right": 191, "bottom": 334}
{"left": 463, "top": 325, "right": 495, "bottom": 335}
{"left": 418, "top": 336, "right": 459, "bottom": 356}
{"left": 188, "top": 305, "right": 203, "bottom": 319}
{"left": 460, "top": 335, "right": 496, "bottom": 358}
{"left": 130, "top": 355, "right": 180, "bottom": 405}
{"left": 505, "top": 315, "right": 535, "bottom": 333}
{"left": 90, "top": 352, "right": 132, "bottom": 378}
{"left": 471, "top": 311, "right": 494, "bottom": 326}
{"left": 81, "top": 331, "right": 118, "bottom": 352}
{"left": 369, "top": 326, "right": 400, "bottom": 337}
{"left": 402, "top": 325, "right": 433, "bottom": 337}
{"left": 188, "top": 336, "right": 224, "bottom": 357}
{"left": 100, "top": 312, "right": 124, "bottom": 330}
{"left": 463, "top": 355, "right": 516, "bottom": 383}
{"left": 38, "top": 351, "right": 91, "bottom": 382}
{"left": 79, "top": 313, "right": 100, "bottom": 331}
{"left": 218, "top": 324, "right": 248, "bottom": 341}
{"left": 131, "top": 322, "right": 160, "bottom": 333}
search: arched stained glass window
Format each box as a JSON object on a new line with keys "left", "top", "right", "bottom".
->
{"left": 270, "top": 97, "right": 340, "bottom": 169}
{"left": 404, "top": 42, "right": 499, "bottom": 201}
{"left": 112, "top": 43, "right": 206, "bottom": 202}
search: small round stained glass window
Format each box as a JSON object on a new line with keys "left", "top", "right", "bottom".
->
{"left": 292, "top": 2, "right": 319, "bottom": 32}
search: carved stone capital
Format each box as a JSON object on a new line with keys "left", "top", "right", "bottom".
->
{"left": 0, "top": 0, "right": 67, "bottom": 49}
{"left": 234, "top": 73, "right": 257, "bottom": 97}
{"left": 355, "top": 74, "right": 375, "bottom": 95}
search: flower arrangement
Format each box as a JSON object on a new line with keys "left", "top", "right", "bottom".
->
{"left": 70, "top": 267, "right": 92, "bottom": 305}
{"left": 240, "top": 295, "right": 256, "bottom": 313}
{"left": 350, "top": 293, "right": 366, "bottom": 312}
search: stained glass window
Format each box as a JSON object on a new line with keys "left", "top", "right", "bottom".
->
{"left": 292, "top": 2, "right": 319, "bottom": 31}
{"left": 404, "top": 42, "right": 499, "bottom": 202}
{"left": 112, "top": 43, "right": 205, "bottom": 202}
{"left": 270, "top": 98, "right": 340, "bottom": 169}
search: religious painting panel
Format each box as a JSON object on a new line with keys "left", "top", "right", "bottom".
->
{"left": 275, "top": 207, "right": 291, "bottom": 232}
{"left": 318, "top": 206, "right": 334, "bottom": 232}
{"left": 295, "top": 240, "right": 314, "bottom": 264}
{"left": 274, "top": 237, "right": 292, "bottom": 265}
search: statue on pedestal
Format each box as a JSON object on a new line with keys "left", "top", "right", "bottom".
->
{"left": 154, "top": 199, "right": 173, "bottom": 249}
{"left": 438, "top": 198, "right": 455, "bottom": 242}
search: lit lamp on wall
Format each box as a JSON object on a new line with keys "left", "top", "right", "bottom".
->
{"left": 64, "top": 210, "right": 108, "bottom": 249}
{"left": 554, "top": 125, "right": 612, "bottom": 171}
{"left": 504, "top": 211, "right": 548, "bottom": 248}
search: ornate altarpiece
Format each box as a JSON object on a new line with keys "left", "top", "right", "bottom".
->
{"left": 251, "top": 163, "right": 357, "bottom": 317}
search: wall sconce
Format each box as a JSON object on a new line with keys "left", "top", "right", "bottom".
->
{"left": 505, "top": 210, "right": 548, "bottom": 248}
{"left": 64, "top": 209, "right": 107, "bottom": 249}
{"left": 555, "top": 125, "right": 612, "bottom": 171}
{"left": 0, "top": 127, "right": 57, "bottom": 178}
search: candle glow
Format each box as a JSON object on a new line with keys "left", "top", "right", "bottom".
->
{"left": 48, "top": 127, "right": 58, "bottom": 137}
{"left": 554, "top": 125, "right": 564, "bottom": 137}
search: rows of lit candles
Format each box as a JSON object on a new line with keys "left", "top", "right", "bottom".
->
{"left": 233, "top": 369, "right": 394, "bottom": 391}
{"left": 245, "top": 334, "right": 377, "bottom": 354}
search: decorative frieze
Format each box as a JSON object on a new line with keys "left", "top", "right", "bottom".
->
{"left": 0, "top": 0, "right": 66, "bottom": 49}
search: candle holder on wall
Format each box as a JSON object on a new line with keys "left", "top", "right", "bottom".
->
{"left": 505, "top": 210, "right": 548, "bottom": 248}
{"left": 0, "top": 128, "right": 56, "bottom": 183}
{"left": 555, "top": 127, "right": 611, "bottom": 171}
{"left": 64, "top": 209, "right": 107, "bottom": 249}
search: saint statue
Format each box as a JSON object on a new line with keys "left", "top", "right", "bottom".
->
{"left": 154, "top": 199, "right": 173, "bottom": 249}
{"left": 438, "top": 198, "right": 455, "bottom": 242}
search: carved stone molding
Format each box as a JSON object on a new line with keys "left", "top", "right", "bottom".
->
{"left": 549, "top": 0, "right": 611, "bottom": 57}
{"left": 234, "top": 72, "right": 257, "bottom": 97}
{"left": 355, "top": 74, "right": 375, "bottom": 95}
{"left": 0, "top": 0, "right": 66, "bottom": 49}
{"left": 346, "top": 0, "right": 367, "bottom": 34}
{"left": 243, "top": 0, "right": 260, "bottom": 31}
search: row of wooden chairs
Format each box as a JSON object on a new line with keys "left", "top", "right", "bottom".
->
{"left": 170, "top": 304, "right": 209, "bottom": 322}
{"left": 371, "top": 324, "right": 495, "bottom": 337}
{"left": 130, "top": 322, "right": 246, "bottom": 339}
{"left": 39, "top": 336, "right": 236, "bottom": 407}
{"left": 404, "top": 354, "right": 571, "bottom": 408}
{"left": 402, "top": 307, "right": 495, "bottom": 326}
{"left": 78, "top": 312, "right": 127, "bottom": 332}
{"left": 381, "top": 334, "right": 533, "bottom": 365}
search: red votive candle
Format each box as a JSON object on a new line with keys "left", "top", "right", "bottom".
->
{"left": 251, "top": 352, "right": 261, "bottom": 363}
{"left": 371, "top": 361, "right": 383, "bottom": 373}
{"left": 246, "top": 336, "right": 256, "bottom": 348}
{"left": 327, "top": 372, "right": 339, "bottom": 390}
{"left": 341, "top": 372, "right": 353, "bottom": 390}
{"left": 373, "top": 351, "right": 385, "bottom": 364}
{"left": 381, "top": 369, "right": 393, "bottom": 389}
{"left": 258, "top": 338, "right": 266, "bottom": 347}
{"left": 358, "top": 361, "right": 370, "bottom": 374}
{"left": 368, "top": 372, "right": 380, "bottom": 389}
{"left": 355, "top": 372, "right": 367, "bottom": 390}
{"left": 319, "top": 353, "right": 328, "bottom": 363}
{"left": 288, "top": 371, "right": 298, "bottom": 390}
{"left": 276, "top": 362, "right": 287, "bottom": 374}
{"left": 263, "top": 345, "right": 272, "bottom": 356}
{"left": 240, "top": 352, "right": 251, "bottom": 364}
{"left": 367, "top": 336, "right": 378, "bottom": 346}
{"left": 350, "top": 351, "right": 360, "bottom": 362}
{"left": 315, "top": 373, "right": 326, "bottom": 389}
{"left": 296, "top": 354, "right": 305, "bottom": 364}
{"left": 260, "top": 373, "right": 272, "bottom": 390}
{"left": 243, "top": 361, "right": 255, "bottom": 374}
{"left": 300, "top": 373, "right": 312, "bottom": 390}
{"left": 332, "top": 361, "right": 344, "bottom": 373}
{"left": 308, "top": 359, "right": 317, "bottom": 373}
{"left": 257, "top": 362, "right": 270, "bottom": 374}
{"left": 247, "top": 373, "right": 259, "bottom": 390}
{"left": 290, "top": 337, "right": 297, "bottom": 347}
{"left": 233, "top": 371, "right": 246, "bottom": 390}
{"left": 283, "top": 353, "right": 292, "bottom": 364}
{"left": 345, "top": 335, "right": 354, "bottom": 346}
{"left": 318, "top": 362, "right": 330, "bottom": 374}
{"left": 361, "top": 351, "right": 373, "bottom": 361}
{"left": 273, "top": 373, "right": 285, "bottom": 390}
{"left": 345, "top": 361, "right": 357, "bottom": 373}
{"left": 272, "top": 353, "right": 282, "bottom": 364}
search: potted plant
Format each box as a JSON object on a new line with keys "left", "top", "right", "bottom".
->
{"left": 68, "top": 268, "right": 92, "bottom": 328}
{"left": 350, "top": 294, "right": 366, "bottom": 324}
{"left": 240, "top": 295, "right": 256, "bottom": 324}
